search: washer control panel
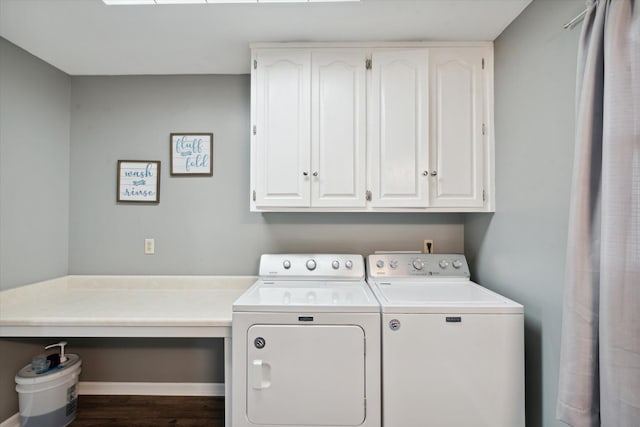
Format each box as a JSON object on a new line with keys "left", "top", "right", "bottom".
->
{"left": 367, "top": 254, "right": 470, "bottom": 278}
{"left": 259, "top": 254, "right": 364, "bottom": 279}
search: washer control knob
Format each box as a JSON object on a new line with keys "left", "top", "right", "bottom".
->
{"left": 283, "top": 260, "right": 291, "bottom": 269}
{"left": 376, "top": 260, "right": 385, "bottom": 268}
{"left": 306, "top": 259, "right": 317, "bottom": 271}
{"left": 389, "top": 260, "right": 398, "bottom": 269}
{"left": 345, "top": 260, "right": 353, "bottom": 269}
{"left": 412, "top": 259, "right": 424, "bottom": 270}
{"left": 332, "top": 260, "right": 340, "bottom": 270}
{"left": 452, "top": 259, "right": 463, "bottom": 269}
{"left": 439, "top": 259, "right": 450, "bottom": 269}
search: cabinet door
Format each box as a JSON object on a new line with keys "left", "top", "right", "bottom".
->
{"left": 254, "top": 50, "right": 311, "bottom": 207}
{"left": 368, "top": 49, "right": 429, "bottom": 208}
{"left": 311, "top": 51, "right": 367, "bottom": 207}
{"left": 429, "top": 48, "right": 485, "bottom": 208}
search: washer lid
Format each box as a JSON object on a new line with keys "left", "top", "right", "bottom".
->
{"left": 233, "top": 280, "right": 379, "bottom": 312}
{"left": 371, "top": 281, "right": 523, "bottom": 314}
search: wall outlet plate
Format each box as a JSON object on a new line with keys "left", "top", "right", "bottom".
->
{"left": 423, "top": 239, "right": 434, "bottom": 254}
{"left": 144, "top": 238, "right": 155, "bottom": 255}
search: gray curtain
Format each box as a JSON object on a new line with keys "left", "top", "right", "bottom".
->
{"left": 557, "top": 0, "right": 640, "bottom": 426}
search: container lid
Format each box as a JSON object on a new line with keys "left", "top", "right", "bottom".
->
{"left": 15, "top": 354, "right": 81, "bottom": 384}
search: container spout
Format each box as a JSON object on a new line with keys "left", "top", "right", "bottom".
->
{"left": 44, "top": 341, "right": 68, "bottom": 363}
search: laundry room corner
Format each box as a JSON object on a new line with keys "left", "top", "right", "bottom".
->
{"left": 464, "top": 1, "right": 584, "bottom": 426}
{"left": 0, "top": 36, "right": 71, "bottom": 422}
{"left": 0, "top": 0, "right": 595, "bottom": 425}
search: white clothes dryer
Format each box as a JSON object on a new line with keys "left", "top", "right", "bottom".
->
{"left": 232, "top": 254, "right": 381, "bottom": 427}
{"left": 367, "top": 253, "right": 525, "bottom": 427}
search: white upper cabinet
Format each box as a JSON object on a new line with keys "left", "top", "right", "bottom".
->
{"left": 368, "top": 49, "right": 429, "bottom": 208}
{"left": 250, "top": 43, "right": 494, "bottom": 212}
{"left": 429, "top": 48, "right": 486, "bottom": 208}
{"left": 252, "top": 49, "right": 367, "bottom": 208}
{"left": 311, "top": 51, "right": 367, "bottom": 208}
{"left": 253, "top": 50, "right": 311, "bottom": 207}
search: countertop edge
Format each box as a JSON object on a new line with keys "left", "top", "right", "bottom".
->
{"left": 0, "top": 275, "right": 257, "bottom": 337}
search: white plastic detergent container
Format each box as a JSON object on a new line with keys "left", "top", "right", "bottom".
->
{"left": 15, "top": 354, "right": 81, "bottom": 427}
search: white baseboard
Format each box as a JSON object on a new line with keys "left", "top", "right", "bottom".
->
{"left": 78, "top": 381, "right": 225, "bottom": 397}
{"left": 0, "top": 413, "right": 19, "bottom": 427}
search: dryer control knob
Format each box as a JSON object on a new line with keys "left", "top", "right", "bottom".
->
{"left": 376, "top": 260, "right": 385, "bottom": 268}
{"left": 412, "top": 259, "right": 424, "bottom": 270}
{"left": 332, "top": 260, "right": 340, "bottom": 269}
{"left": 389, "top": 260, "right": 398, "bottom": 269}
{"left": 345, "top": 260, "right": 353, "bottom": 269}
{"left": 306, "top": 259, "right": 317, "bottom": 271}
{"left": 452, "top": 259, "right": 463, "bottom": 269}
{"left": 439, "top": 260, "right": 450, "bottom": 269}
{"left": 283, "top": 260, "right": 291, "bottom": 269}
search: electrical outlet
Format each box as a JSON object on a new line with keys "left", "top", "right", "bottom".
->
{"left": 423, "top": 239, "right": 434, "bottom": 254}
{"left": 144, "top": 238, "right": 155, "bottom": 255}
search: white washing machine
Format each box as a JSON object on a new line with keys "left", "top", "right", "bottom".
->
{"left": 366, "top": 253, "right": 525, "bottom": 427}
{"left": 232, "top": 254, "right": 381, "bottom": 427}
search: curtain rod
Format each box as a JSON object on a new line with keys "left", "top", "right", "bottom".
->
{"left": 564, "top": 8, "right": 588, "bottom": 29}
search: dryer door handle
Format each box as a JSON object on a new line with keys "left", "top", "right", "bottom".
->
{"left": 251, "top": 359, "right": 272, "bottom": 390}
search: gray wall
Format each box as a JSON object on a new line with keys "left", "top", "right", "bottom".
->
{"left": 0, "top": 38, "right": 70, "bottom": 290}
{"left": 68, "top": 75, "right": 463, "bottom": 275}
{"left": 464, "top": 1, "right": 584, "bottom": 426}
{"left": 0, "top": 38, "right": 71, "bottom": 420}
{"left": 1, "top": 337, "right": 225, "bottom": 383}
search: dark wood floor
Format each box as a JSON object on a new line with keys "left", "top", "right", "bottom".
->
{"left": 72, "top": 395, "right": 224, "bottom": 426}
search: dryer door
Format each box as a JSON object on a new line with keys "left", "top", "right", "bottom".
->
{"left": 247, "top": 324, "right": 366, "bottom": 426}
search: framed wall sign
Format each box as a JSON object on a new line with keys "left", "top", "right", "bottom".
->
{"left": 117, "top": 160, "right": 161, "bottom": 203}
{"left": 170, "top": 133, "right": 213, "bottom": 176}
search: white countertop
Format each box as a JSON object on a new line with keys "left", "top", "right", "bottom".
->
{"left": 0, "top": 275, "right": 256, "bottom": 337}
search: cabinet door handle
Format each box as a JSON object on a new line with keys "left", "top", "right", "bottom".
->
{"left": 303, "top": 172, "right": 309, "bottom": 176}
{"left": 312, "top": 172, "right": 318, "bottom": 177}
{"left": 422, "top": 171, "right": 429, "bottom": 176}
{"left": 431, "top": 170, "right": 438, "bottom": 176}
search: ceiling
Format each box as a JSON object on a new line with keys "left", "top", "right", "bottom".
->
{"left": 0, "top": 0, "right": 532, "bottom": 75}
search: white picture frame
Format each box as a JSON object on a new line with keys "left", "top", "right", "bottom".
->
{"left": 170, "top": 133, "right": 213, "bottom": 176}
{"left": 116, "top": 160, "right": 160, "bottom": 203}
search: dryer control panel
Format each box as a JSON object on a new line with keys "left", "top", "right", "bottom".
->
{"left": 259, "top": 254, "right": 364, "bottom": 280}
{"left": 367, "top": 254, "right": 470, "bottom": 279}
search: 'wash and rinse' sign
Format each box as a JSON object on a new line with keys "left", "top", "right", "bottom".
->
{"left": 170, "top": 133, "right": 213, "bottom": 176}
{"left": 117, "top": 160, "right": 160, "bottom": 203}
